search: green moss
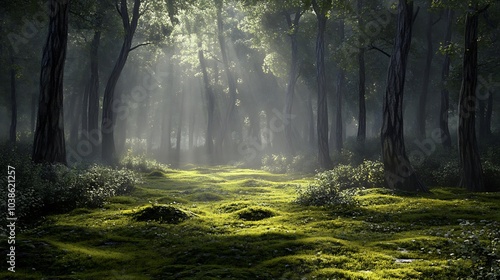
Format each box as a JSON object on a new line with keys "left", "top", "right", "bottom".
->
{"left": 3, "top": 166, "right": 499, "bottom": 279}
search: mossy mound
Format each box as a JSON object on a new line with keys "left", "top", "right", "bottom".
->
{"left": 133, "top": 205, "right": 193, "bottom": 224}
{"left": 217, "top": 202, "right": 251, "bottom": 213}
{"left": 236, "top": 207, "right": 276, "bottom": 221}
{"left": 148, "top": 170, "right": 167, "bottom": 177}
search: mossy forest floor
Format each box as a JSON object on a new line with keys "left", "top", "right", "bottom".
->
{"left": 3, "top": 167, "right": 500, "bottom": 279}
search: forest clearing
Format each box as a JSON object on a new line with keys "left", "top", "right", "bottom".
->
{"left": 1, "top": 165, "right": 499, "bottom": 279}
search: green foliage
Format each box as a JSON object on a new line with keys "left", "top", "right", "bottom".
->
{"left": 261, "top": 153, "right": 319, "bottom": 174}
{"left": 295, "top": 160, "right": 384, "bottom": 206}
{"left": 0, "top": 144, "right": 140, "bottom": 226}
{"left": 120, "top": 149, "right": 171, "bottom": 172}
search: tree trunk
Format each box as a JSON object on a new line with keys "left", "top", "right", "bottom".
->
{"left": 416, "top": 12, "right": 434, "bottom": 139}
{"left": 32, "top": 0, "right": 69, "bottom": 164}
{"left": 439, "top": 9, "right": 453, "bottom": 148}
{"left": 87, "top": 30, "right": 101, "bottom": 157}
{"left": 381, "top": 0, "right": 427, "bottom": 192}
{"left": 101, "top": 0, "right": 140, "bottom": 164}
{"left": 458, "top": 4, "right": 484, "bottom": 192}
{"left": 284, "top": 10, "right": 302, "bottom": 155}
{"left": 214, "top": 0, "right": 237, "bottom": 161}
{"left": 485, "top": 90, "right": 493, "bottom": 137}
{"left": 174, "top": 93, "right": 185, "bottom": 167}
{"left": 9, "top": 52, "right": 17, "bottom": 144}
{"left": 312, "top": 0, "right": 332, "bottom": 169}
{"left": 198, "top": 42, "right": 215, "bottom": 158}
{"left": 357, "top": 0, "right": 366, "bottom": 143}
{"left": 333, "top": 20, "right": 345, "bottom": 153}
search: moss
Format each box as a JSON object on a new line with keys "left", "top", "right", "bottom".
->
{"left": 132, "top": 205, "right": 194, "bottom": 224}
{"left": 236, "top": 207, "right": 276, "bottom": 221}
{"left": 3, "top": 166, "right": 499, "bottom": 279}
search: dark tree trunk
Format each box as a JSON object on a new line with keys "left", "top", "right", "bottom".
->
{"left": 332, "top": 20, "right": 345, "bottom": 153}
{"left": 101, "top": 0, "right": 140, "bottom": 164}
{"left": 284, "top": 9, "right": 302, "bottom": 155}
{"left": 312, "top": 0, "right": 332, "bottom": 169}
{"left": 86, "top": 30, "right": 101, "bottom": 156}
{"left": 458, "top": 5, "right": 484, "bottom": 192}
{"left": 198, "top": 42, "right": 215, "bottom": 157}
{"left": 439, "top": 9, "right": 453, "bottom": 148}
{"left": 416, "top": 12, "right": 434, "bottom": 139}
{"left": 381, "top": 0, "right": 427, "bottom": 192}
{"left": 214, "top": 0, "right": 237, "bottom": 161}
{"left": 9, "top": 52, "right": 17, "bottom": 144}
{"left": 357, "top": 0, "right": 366, "bottom": 143}
{"left": 306, "top": 90, "right": 315, "bottom": 146}
{"left": 485, "top": 90, "right": 493, "bottom": 137}
{"left": 32, "top": 0, "right": 69, "bottom": 164}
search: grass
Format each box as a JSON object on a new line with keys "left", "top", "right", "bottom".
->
{"left": 2, "top": 167, "right": 500, "bottom": 279}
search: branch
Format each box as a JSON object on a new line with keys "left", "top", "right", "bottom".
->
{"left": 139, "top": 1, "right": 150, "bottom": 16}
{"left": 412, "top": 6, "right": 420, "bottom": 25}
{"left": 368, "top": 43, "right": 390, "bottom": 58}
{"left": 129, "top": 42, "right": 152, "bottom": 52}
{"left": 115, "top": 0, "right": 122, "bottom": 18}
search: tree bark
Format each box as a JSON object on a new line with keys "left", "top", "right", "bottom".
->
{"left": 101, "top": 0, "right": 141, "bottom": 164}
{"left": 416, "top": 12, "right": 433, "bottom": 139}
{"left": 357, "top": 0, "right": 366, "bottom": 143}
{"left": 312, "top": 0, "right": 332, "bottom": 169}
{"left": 439, "top": 9, "right": 453, "bottom": 148}
{"left": 458, "top": 4, "right": 484, "bottom": 192}
{"left": 198, "top": 42, "right": 215, "bottom": 157}
{"left": 381, "top": 0, "right": 427, "bottom": 192}
{"left": 332, "top": 20, "right": 345, "bottom": 153}
{"left": 284, "top": 9, "right": 302, "bottom": 155}
{"left": 86, "top": 29, "right": 101, "bottom": 156}
{"left": 32, "top": 0, "right": 69, "bottom": 164}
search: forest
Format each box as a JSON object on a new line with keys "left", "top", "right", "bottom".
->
{"left": 1, "top": 0, "right": 500, "bottom": 279}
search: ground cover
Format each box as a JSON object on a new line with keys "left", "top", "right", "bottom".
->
{"left": 2, "top": 167, "right": 499, "bottom": 279}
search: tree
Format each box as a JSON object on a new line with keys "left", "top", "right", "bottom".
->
{"left": 416, "top": 10, "right": 434, "bottom": 140}
{"left": 439, "top": 8, "right": 453, "bottom": 148}
{"left": 312, "top": 0, "right": 333, "bottom": 169}
{"left": 458, "top": 3, "right": 484, "bottom": 192}
{"left": 101, "top": 0, "right": 142, "bottom": 164}
{"left": 381, "top": 0, "right": 427, "bottom": 192}
{"left": 284, "top": 7, "right": 303, "bottom": 155}
{"left": 356, "top": 0, "right": 366, "bottom": 143}
{"left": 32, "top": 0, "right": 70, "bottom": 164}
{"left": 332, "top": 19, "right": 345, "bottom": 153}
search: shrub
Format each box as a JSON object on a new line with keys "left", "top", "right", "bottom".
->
{"left": 120, "top": 149, "right": 170, "bottom": 172}
{"left": 261, "top": 153, "right": 318, "bottom": 174}
{"left": 0, "top": 143, "right": 140, "bottom": 226}
{"left": 295, "top": 160, "right": 384, "bottom": 207}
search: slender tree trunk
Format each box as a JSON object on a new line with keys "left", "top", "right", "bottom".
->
{"left": 87, "top": 30, "right": 101, "bottom": 156}
{"left": 307, "top": 89, "right": 315, "bottom": 146}
{"left": 284, "top": 10, "right": 302, "bottom": 155}
{"left": 381, "top": 0, "right": 427, "bottom": 192}
{"left": 333, "top": 20, "right": 345, "bottom": 153}
{"left": 440, "top": 9, "right": 453, "bottom": 148}
{"left": 485, "top": 90, "right": 493, "bottom": 137}
{"left": 33, "top": 0, "right": 69, "bottom": 164}
{"left": 417, "top": 12, "right": 434, "bottom": 139}
{"left": 312, "top": 0, "right": 332, "bottom": 169}
{"left": 458, "top": 4, "right": 484, "bottom": 192}
{"left": 357, "top": 0, "right": 366, "bottom": 143}
{"left": 174, "top": 93, "right": 185, "bottom": 167}
{"left": 214, "top": 0, "right": 237, "bottom": 161}
{"left": 9, "top": 52, "right": 17, "bottom": 144}
{"left": 101, "top": 0, "right": 140, "bottom": 164}
{"left": 198, "top": 42, "right": 215, "bottom": 157}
